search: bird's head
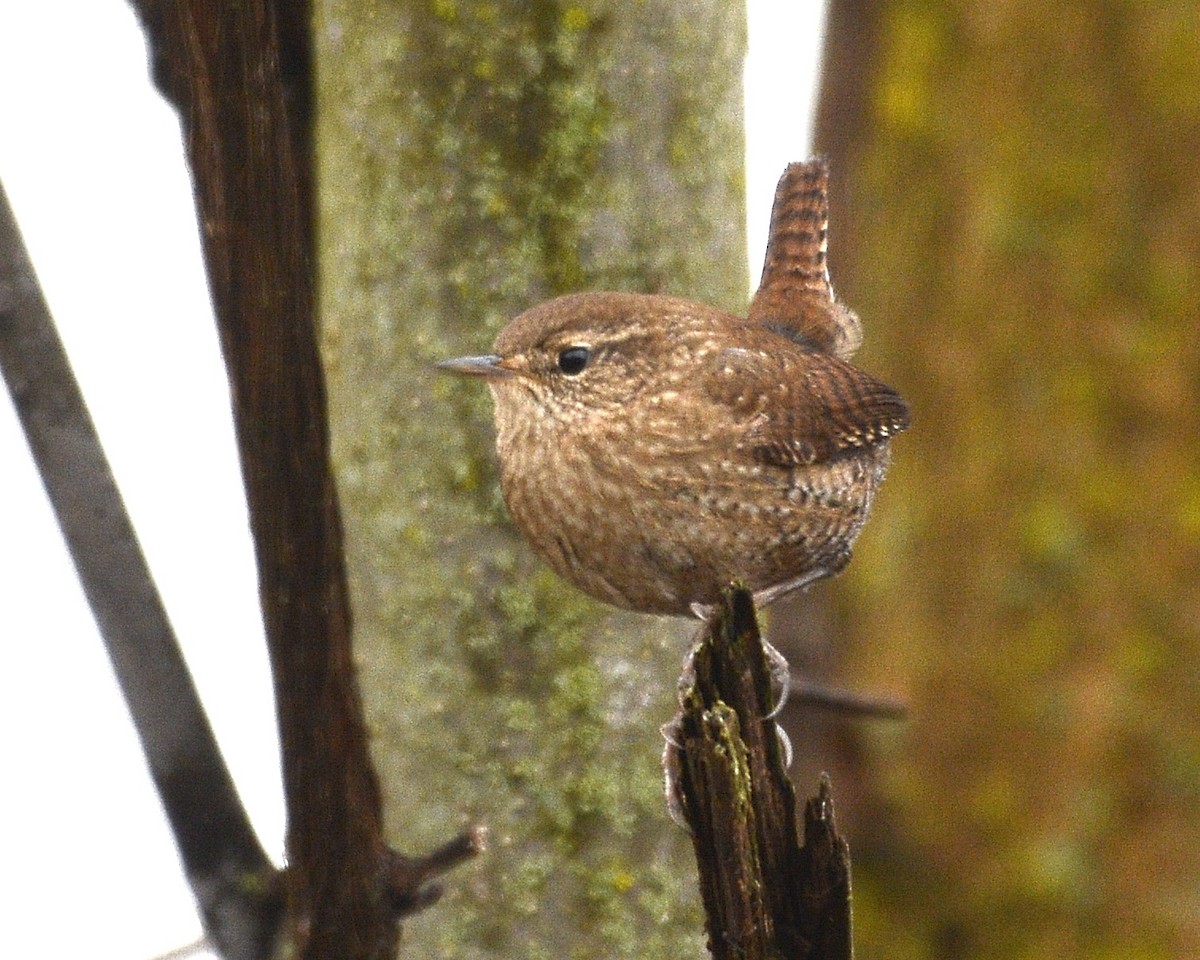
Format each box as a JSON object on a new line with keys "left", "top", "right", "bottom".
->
{"left": 438, "top": 291, "right": 730, "bottom": 433}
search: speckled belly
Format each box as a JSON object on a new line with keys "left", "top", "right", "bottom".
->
{"left": 500, "top": 430, "right": 892, "bottom": 617}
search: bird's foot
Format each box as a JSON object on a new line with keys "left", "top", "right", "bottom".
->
{"left": 762, "top": 637, "right": 792, "bottom": 720}
{"left": 751, "top": 564, "right": 838, "bottom": 609}
{"left": 689, "top": 599, "right": 792, "bottom": 718}
{"left": 660, "top": 715, "right": 691, "bottom": 831}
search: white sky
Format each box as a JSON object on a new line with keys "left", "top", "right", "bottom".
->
{"left": 0, "top": 2, "right": 822, "bottom": 956}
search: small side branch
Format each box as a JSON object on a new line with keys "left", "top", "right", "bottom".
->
{"left": 674, "top": 586, "right": 853, "bottom": 960}
{"left": 384, "top": 827, "right": 489, "bottom": 917}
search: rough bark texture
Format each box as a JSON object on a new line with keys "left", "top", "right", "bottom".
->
{"left": 317, "top": 2, "right": 747, "bottom": 956}
{"left": 677, "top": 588, "right": 852, "bottom": 960}
{"left": 815, "top": 1, "right": 1200, "bottom": 957}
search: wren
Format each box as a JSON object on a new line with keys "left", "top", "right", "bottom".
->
{"left": 439, "top": 160, "right": 909, "bottom": 617}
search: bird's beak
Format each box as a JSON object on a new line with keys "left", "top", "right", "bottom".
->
{"left": 435, "top": 354, "right": 514, "bottom": 380}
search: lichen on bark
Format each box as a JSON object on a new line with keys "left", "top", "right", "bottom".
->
{"left": 316, "top": 2, "right": 747, "bottom": 955}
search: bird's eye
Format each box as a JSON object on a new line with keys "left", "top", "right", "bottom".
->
{"left": 557, "top": 346, "right": 591, "bottom": 376}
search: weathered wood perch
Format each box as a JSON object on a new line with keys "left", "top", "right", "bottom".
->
{"left": 674, "top": 586, "right": 853, "bottom": 960}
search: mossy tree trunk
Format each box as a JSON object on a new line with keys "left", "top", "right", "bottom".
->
{"left": 815, "top": 2, "right": 1200, "bottom": 957}
{"left": 317, "top": 3, "right": 747, "bottom": 956}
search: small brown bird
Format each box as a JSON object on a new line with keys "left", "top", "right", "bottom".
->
{"left": 440, "top": 160, "right": 909, "bottom": 617}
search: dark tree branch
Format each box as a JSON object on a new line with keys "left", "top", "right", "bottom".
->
{"left": 384, "top": 827, "right": 490, "bottom": 918}
{"left": 0, "top": 183, "right": 281, "bottom": 960}
{"left": 675, "top": 587, "right": 854, "bottom": 960}
{"left": 122, "top": 2, "right": 481, "bottom": 957}
{"left": 788, "top": 676, "right": 908, "bottom": 720}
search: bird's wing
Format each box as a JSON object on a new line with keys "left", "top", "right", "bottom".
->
{"left": 748, "top": 159, "right": 863, "bottom": 360}
{"left": 703, "top": 343, "right": 910, "bottom": 467}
